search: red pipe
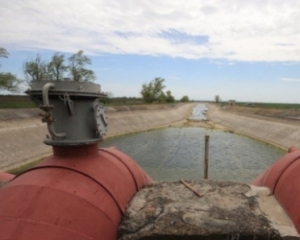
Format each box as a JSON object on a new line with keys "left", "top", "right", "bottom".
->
{"left": 252, "top": 146, "right": 300, "bottom": 233}
{"left": 0, "top": 171, "right": 15, "bottom": 182}
{"left": 0, "top": 144, "right": 152, "bottom": 240}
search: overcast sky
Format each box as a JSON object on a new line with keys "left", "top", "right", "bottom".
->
{"left": 1, "top": 0, "right": 300, "bottom": 102}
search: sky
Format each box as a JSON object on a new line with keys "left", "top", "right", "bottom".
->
{"left": 1, "top": 0, "right": 300, "bottom": 103}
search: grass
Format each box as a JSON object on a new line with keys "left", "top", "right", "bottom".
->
{"left": 0, "top": 95, "right": 36, "bottom": 109}
{"left": 7, "top": 158, "right": 43, "bottom": 175}
{"left": 0, "top": 96, "right": 178, "bottom": 109}
{"left": 0, "top": 102, "right": 36, "bottom": 109}
{"left": 0, "top": 95, "right": 146, "bottom": 109}
{"left": 236, "top": 102, "right": 300, "bottom": 110}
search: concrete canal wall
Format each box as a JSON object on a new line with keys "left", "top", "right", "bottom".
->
{"left": 0, "top": 103, "right": 196, "bottom": 171}
{"left": 208, "top": 103, "right": 300, "bottom": 150}
{"left": 2, "top": 102, "right": 299, "bottom": 171}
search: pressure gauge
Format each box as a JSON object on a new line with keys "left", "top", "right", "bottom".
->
{"left": 94, "top": 103, "right": 108, "bottom": 138}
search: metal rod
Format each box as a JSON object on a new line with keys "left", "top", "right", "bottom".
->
{"left": 42, "top": 83, "right": 55, "bottom": 106}
{"left": 181, "top": 180, "right": 202, "bottom": 198}
{"left": 204, "top": 135, "right": 210, "bottom": 179}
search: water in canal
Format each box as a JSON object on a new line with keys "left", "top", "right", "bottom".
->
{"left": 101, "top": 127, "right": 284, "bottom": 183}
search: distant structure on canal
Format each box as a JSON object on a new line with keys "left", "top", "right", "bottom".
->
{"left": 228, "top": 100, "right": 236, "bottom": 106}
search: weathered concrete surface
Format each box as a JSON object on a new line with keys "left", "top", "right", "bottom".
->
{"left": 207, "top": 104, "right": 300, "bottom": 150}
{"left": 2, "top": 102, "right": 300, "bottom": 171}
{"left": 107, "top": 103, "right": 196, "bottom": 137}
{"left": 118, "top": 181, "right": 299, "bottom": 240}
{"left": 0, "top": 108, "right": 40, "bottom": 120}
{"left": 0, "top": 118, "right": 50, "bottom": 171}
{"left": 0, "top": 103, "right": 196, "bottom": 171}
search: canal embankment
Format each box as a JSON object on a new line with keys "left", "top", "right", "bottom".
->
{"left": 207, "top": 103, "right": 300, "bottom": 150}
{"left": 0, "top": 103, "right": 196, "bottom": 171}
{"left": 1, "top": 102, "right": 300, "bottom": 172}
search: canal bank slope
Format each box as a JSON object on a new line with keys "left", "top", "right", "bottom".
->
{"left": 0, "top": 103, "right": 196, "bottom": 171}
{"left": 207, "top": 103, "right": 300, "bottom": 150}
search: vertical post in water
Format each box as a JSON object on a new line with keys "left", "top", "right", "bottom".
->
{"left": 204, "top": 135, "right": 210, "bottom": 179}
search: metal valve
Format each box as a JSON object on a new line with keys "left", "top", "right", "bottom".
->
{"left": 26, "top": 81, "right": 107, "bottom": 146}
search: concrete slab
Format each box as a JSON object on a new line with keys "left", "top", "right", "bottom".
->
{"left": 118, "top": 180, "right": 300, "bottom": 240}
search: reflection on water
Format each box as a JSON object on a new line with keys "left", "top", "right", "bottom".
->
{"left": 189, "top": 104, "right": 207, "bottom": 120}
{"left": 101, "top": 127, "right": 284, "bottom": 183}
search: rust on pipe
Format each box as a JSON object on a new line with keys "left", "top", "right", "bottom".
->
{"left": 0, "top": 144, "right": 152, "bottom": 240}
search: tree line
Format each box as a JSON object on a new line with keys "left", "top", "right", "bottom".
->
{"left": 0, "top": 47, "right": 21, "bottom": 92}
{"left": 0, "top": 47, "right": 95, "bottom": 92}
{"left": 24, "top": 50, "right": 95, "bottom": 83}
{"left": 140, "top": 77, "right": 189, "bottom": 103}
{"left": 0, "top": 47, "right": 190, "bottom": 104}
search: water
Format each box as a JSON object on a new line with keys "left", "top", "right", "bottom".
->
{"left": 189, "top": 103, "right": 207, "bottom": 120}
{"left": 101, "top": 127, "right": 284, "bottom": 183}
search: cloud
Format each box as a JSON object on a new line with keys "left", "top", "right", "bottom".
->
{"left": 200, "top": 5, "right": 219, "bottom": 16}
{"left": 281, "top": 78, "right": 300, "bottom": 82}
{"left": 1, "top": 0, "right": 300, "bottom": 61}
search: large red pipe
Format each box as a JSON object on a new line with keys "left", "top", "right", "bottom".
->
{"left": 0, "top": 171, "right": 15, "bottom": 182}
{"left": 0, "top": 144, "right": 152, "bottom": 240}
{"left": 252, "top": 146, "right": 300, "bottom": 233}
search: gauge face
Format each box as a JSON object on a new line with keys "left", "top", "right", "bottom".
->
{"left": 94, "top": 103, "right": 108, "bottom": 138}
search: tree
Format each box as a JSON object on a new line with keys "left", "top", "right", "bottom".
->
{"left": 0, "top": 47, "right": 21, "bottom": 92}
{"left": 180, "top": 95, "right": 189, "bottom": 102}
{"left": 47, "top": 53, "right": 68, "bottom": 81}
{"left": 158, "top": 92, "right": 166, "bottom": 103}
{"left": 23, "top": 54, "right": 47, "bottom": 82}
{"left": 165, "top": 90, "right": 175, "bottom": 103}
{"left": 100, "top": 91, "right": 113, "bottom": 104}
{"left": 215, "top": 95, "right": 221, "bottom": 103}
{"left": 23, "top": 50, "right": 96, "bottom": 83}
{"left": 140, "top": 77, "right": 165, "bottom": 103}
{"left": 68, "top": 50, "right": 95, "bottom": 82}
{"left": 0, "top": 47, "right": 9, "bottom": 61}
{"left": 0, "top": 73, "right": 21, "bottom": 92}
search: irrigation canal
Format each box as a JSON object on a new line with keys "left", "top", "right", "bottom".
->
{"left": 102, "top": 105, "right": 284, "bottom": 183}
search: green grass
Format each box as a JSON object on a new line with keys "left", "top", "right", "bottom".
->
{"left": 7, "top": 159, "right": 43, "bottom": 175}
{"left": 0, "top": 95, "right": 36, "bottom": 109}
{"left": 236, "top": 102, "right": 300, "bottom": 110}
{"left": 0, "top": 102, "right": 36, "bottom": 109}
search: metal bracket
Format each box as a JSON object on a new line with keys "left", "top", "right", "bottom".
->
{"left": 94, "top": 102, "right": 108, "bottom": 138}
{"left": 59, "top": 93, "right": 74, "bottom": 116}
